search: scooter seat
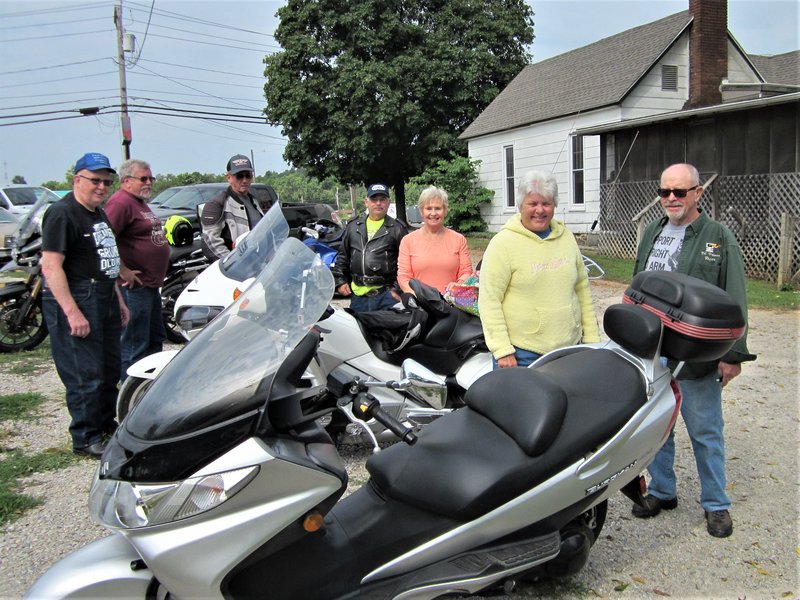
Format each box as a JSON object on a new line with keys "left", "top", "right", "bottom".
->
{"left": 367, "top": 348, "right": 647, "bottom": 521}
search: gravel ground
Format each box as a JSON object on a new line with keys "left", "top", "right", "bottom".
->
{"left": 1, "top": 279, "right": 797, "bottom": 599}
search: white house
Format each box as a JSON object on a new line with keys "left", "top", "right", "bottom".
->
{"left": 460, "top": 0, "right": 791, "bottom": 233}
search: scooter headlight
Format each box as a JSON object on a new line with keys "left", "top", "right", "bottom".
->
{"left": 89, "top": 466, "right": 258, "bottom": 529}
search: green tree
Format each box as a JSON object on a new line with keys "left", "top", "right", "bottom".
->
{"left": 41, "top": 180, "right": 69, "bottom": 191}
{"left": 11, "top": 175, "right": 26, "bottom": 184}
{"left": 410, "top": 155, "right": 493, "bottom": 233}
{"left": 263, "top": 0, "right": 533, "bottom": 220}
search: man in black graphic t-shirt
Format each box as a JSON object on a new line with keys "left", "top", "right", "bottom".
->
{"left": 41, "top": 152, "right": 130, "bottom": 459}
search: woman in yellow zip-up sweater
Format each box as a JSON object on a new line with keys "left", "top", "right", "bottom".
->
{"left": 478, "top": 170, "right": 599, "bottom": 368}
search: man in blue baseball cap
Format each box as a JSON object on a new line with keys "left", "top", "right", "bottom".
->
{"left": 40, "top": 152, "right": 129, "bottom": 459}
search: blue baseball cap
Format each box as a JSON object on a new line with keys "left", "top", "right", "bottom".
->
{"left": 74, "top": 152, "right": 116, "bottom": 173}
{"left": 367, "top": 183, "right": 390, "bottom": 198}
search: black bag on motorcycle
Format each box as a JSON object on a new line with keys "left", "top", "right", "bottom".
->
{"left": 352, "top": 308, "right": 428, "bottom": 354}
{"left": 623, "top": 271, "right": 744, "bottom": 362}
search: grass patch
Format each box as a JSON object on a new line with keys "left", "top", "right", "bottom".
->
{"left": 0, "top": 392, "right": 46, "bottom": 422}
{"left": 0, "top": 446, "right": 79, "bottom": 526}
{"left": 0, "top": 339, "right": 53, "bottom": 376}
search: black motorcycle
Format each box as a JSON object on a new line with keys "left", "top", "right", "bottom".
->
{"left": 0, "top": 207, "right": 47, "bottom": 352}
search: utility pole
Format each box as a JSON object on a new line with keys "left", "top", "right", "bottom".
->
{"left": 114, "top": 2, "right": 132, "bottom": 160}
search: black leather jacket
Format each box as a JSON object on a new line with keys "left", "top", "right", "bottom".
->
{"left": 332, "top": 214, "right": 408, "bottom": 288}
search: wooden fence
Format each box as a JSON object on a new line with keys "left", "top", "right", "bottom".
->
{"left": 594, "top": 172, "right": 800, "bottom": 283}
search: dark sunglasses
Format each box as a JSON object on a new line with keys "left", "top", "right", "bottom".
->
{"left": 657, "top": 186, "right": 699, "bottom": 199}
{"left": 233, "top": 172, "right": 253, "bottom": 180}
{"left": 77, "top": 174, "right": 114, "bottom": 187}
{"left": 128, "top": 176, "right": 156, "bottom": 183}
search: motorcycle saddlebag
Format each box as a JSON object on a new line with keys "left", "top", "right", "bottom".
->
{"left": 623, "top": 271, "right": 745, "bottom": 362}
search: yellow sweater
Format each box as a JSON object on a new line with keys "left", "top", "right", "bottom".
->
{"left": 478, "top": 214, "right": 600, "bottom": 359}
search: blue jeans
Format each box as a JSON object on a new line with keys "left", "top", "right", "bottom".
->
{"left": 492, "top": 347, "right": 541, "bottom": 369}
{"left": 349, "top": 289, "right": 398, "bottom": 313}
{"left": 42, "top": 280, "right": 121, "bottom": 449}
{"left": 120, "top": 286, "right": 165, "bottom": 379}
{"left": 647, "top": 370, "right": 730, "bottom": 512}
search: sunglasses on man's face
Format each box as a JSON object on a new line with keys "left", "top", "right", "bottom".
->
{"left": 233, "top": 172, "right": 253, "bottom": 180}
{"left": 657, "top": 186, "right": 698, "bottom": 199}
{"left": 128, "top": 176, "right": 156, "bottom": 183}
{"left": 77, "top": 174, "right": 114, "bottom": 187}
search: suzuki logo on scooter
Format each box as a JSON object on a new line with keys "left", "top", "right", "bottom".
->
{"left": 585, "top": 460, "right": 637, "bottom": 495}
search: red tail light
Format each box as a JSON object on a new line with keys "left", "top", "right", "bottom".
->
{"left": 663, "top": 378, "right": 682, "bottom": 442}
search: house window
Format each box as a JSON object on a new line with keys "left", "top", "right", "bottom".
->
{"left": 661, "top": 65, "right": 678, "bottom": 91}
{"left": 503, "top": 145, "right": 515, "bottom": 208}
{"left": 572, "top": 136, "right": 584, "bottom": 205}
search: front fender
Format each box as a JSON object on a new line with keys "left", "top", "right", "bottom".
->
{"left": 126, "top": 350, "right": 180, "bottom": 380}
{"left": 25, "top": 535, "right": 154, "bottom": 599}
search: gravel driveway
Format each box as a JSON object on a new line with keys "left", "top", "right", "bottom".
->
{"left": 1, "top": 279, "right": 797, "bottom": 599}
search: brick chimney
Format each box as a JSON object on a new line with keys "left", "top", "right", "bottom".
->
{"left": 688, "top": 0, "right": 728, "bottom": 107}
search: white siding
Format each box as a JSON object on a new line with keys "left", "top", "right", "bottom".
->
{"left": 468, "top": 106, "right": 619, "bottom": 233}
{"left": 722, "top": 40, "right": 764, "bottom": 102}
{"left": 726, "top": 40, "right": 761, "bottom": 84}
{"left": 621, "top": 34, "right": 690, "bottom": 119}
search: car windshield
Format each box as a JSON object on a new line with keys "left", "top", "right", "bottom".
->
{"left": 149, "top": 187, "right": 183, "bottom": 207}
{"left": 159, "top": 186, "right": 220, "bottom": 210}
{"left": 2, "top": 187, "right": 60, "bottom": 207}
{"left": 123, "top": 235, "right": 334, "bottom": 440}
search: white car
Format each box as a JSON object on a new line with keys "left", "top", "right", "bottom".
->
{"left": 0, "top": 185, "right": 60, "bottom": 224}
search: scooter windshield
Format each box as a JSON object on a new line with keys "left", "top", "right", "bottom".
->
{"left": 219, "top": 202, "right": 290, "bottom": 282}
{"left": 123, "top": 236, "right": 335, "bottom": 440}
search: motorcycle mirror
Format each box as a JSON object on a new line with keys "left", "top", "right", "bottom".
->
{"left": 400, "top": 359, "right": 447, "bottom": 408}
{"left": 196, "top": 203, "right": 206, "bottom": 222}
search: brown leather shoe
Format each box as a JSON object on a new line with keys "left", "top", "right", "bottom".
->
{"left": 705, "top": 510, "right": 733, "bottom": 537}
{"left": 73, "top": 440, "right": 107, "bottom": 459}
{"left": 631, "top": 494, "right": 678, "bottom": 518}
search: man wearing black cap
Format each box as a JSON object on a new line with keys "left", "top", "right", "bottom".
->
{"left": 200, "top": 154, "right": 263, "bottom": 260}
{"left": 332, "top": 183, "right": 408, "bottom": 312}
{"left": 41, "top": 152, "right": 129, "bottom": 459}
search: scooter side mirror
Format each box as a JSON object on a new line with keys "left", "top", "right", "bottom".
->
{"left": 400, "top": 359, "right": 446, "bottom": 409}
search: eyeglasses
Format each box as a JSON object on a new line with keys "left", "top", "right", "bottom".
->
{"left": 77, "top": 174, "right": 114, "bottom": 187}
{"left": 656, "top": 186, "right": 699, "bottom": 199}
{"left": 233, "top": 172, "right": 253, "bottom": 180}
{"left": 127, "top": 176, "right": 156, "bottom": 183}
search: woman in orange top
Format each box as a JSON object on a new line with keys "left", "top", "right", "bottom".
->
{"left": 397, "top": 186, "right": 473, "bottom": 294}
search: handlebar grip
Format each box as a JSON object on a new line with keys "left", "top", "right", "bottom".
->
{"left": 354, "top": 394, "right": 417, "bottom": 445}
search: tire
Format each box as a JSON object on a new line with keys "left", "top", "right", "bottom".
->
{"left": 161, "top": 276, "right": 195, "bottom": 344}
{"left": 0, "top": 295, "right": 48, "bottom": 353}
{"left": 117, "top": 376, "right": 154, "bottom": 422}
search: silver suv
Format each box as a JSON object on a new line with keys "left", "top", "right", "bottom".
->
{"left": 0, "top": 185, "right": 61, "bottom": 220}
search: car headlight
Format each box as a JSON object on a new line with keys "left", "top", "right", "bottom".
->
{"left": 89, "top": 466, "right": 258, "bottom": 529}
{"left": 176, "top": 305, "right": 224, "bottom": 339}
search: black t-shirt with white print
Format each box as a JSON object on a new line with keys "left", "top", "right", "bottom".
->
{"left": 41, "top": 194, "right": 121, "bottom": 282}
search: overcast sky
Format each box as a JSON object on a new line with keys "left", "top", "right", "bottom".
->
{"left": 1, "top": 0, "right": 797, "bottom": 187}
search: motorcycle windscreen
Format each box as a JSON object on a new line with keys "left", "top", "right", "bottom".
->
{"left": 124, "top": 237, "right": 334, "bottom": 441}
{"left": 220, "top": 202, "right": 290, "bottom": 282}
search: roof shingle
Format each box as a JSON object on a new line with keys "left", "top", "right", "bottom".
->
{"left": 748, "top": 51, "right": 800, "bottom": 86}
{"left": 461, "top": 11, "right": 692, "bottom": 139}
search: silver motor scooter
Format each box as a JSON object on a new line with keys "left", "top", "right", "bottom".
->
{"left": 28, "top": 231, "right": 744, "bottom": 599}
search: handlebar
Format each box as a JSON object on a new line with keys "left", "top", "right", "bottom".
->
{"left": 353, "top": 393, "right": 417, "bottom": 445}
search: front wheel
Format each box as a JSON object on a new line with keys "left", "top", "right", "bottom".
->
{"left": 117, "top": 376, "right": 154, "bottom": 422}
{"left": 0, "top": 295, "right": 48, "bottom": 352}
